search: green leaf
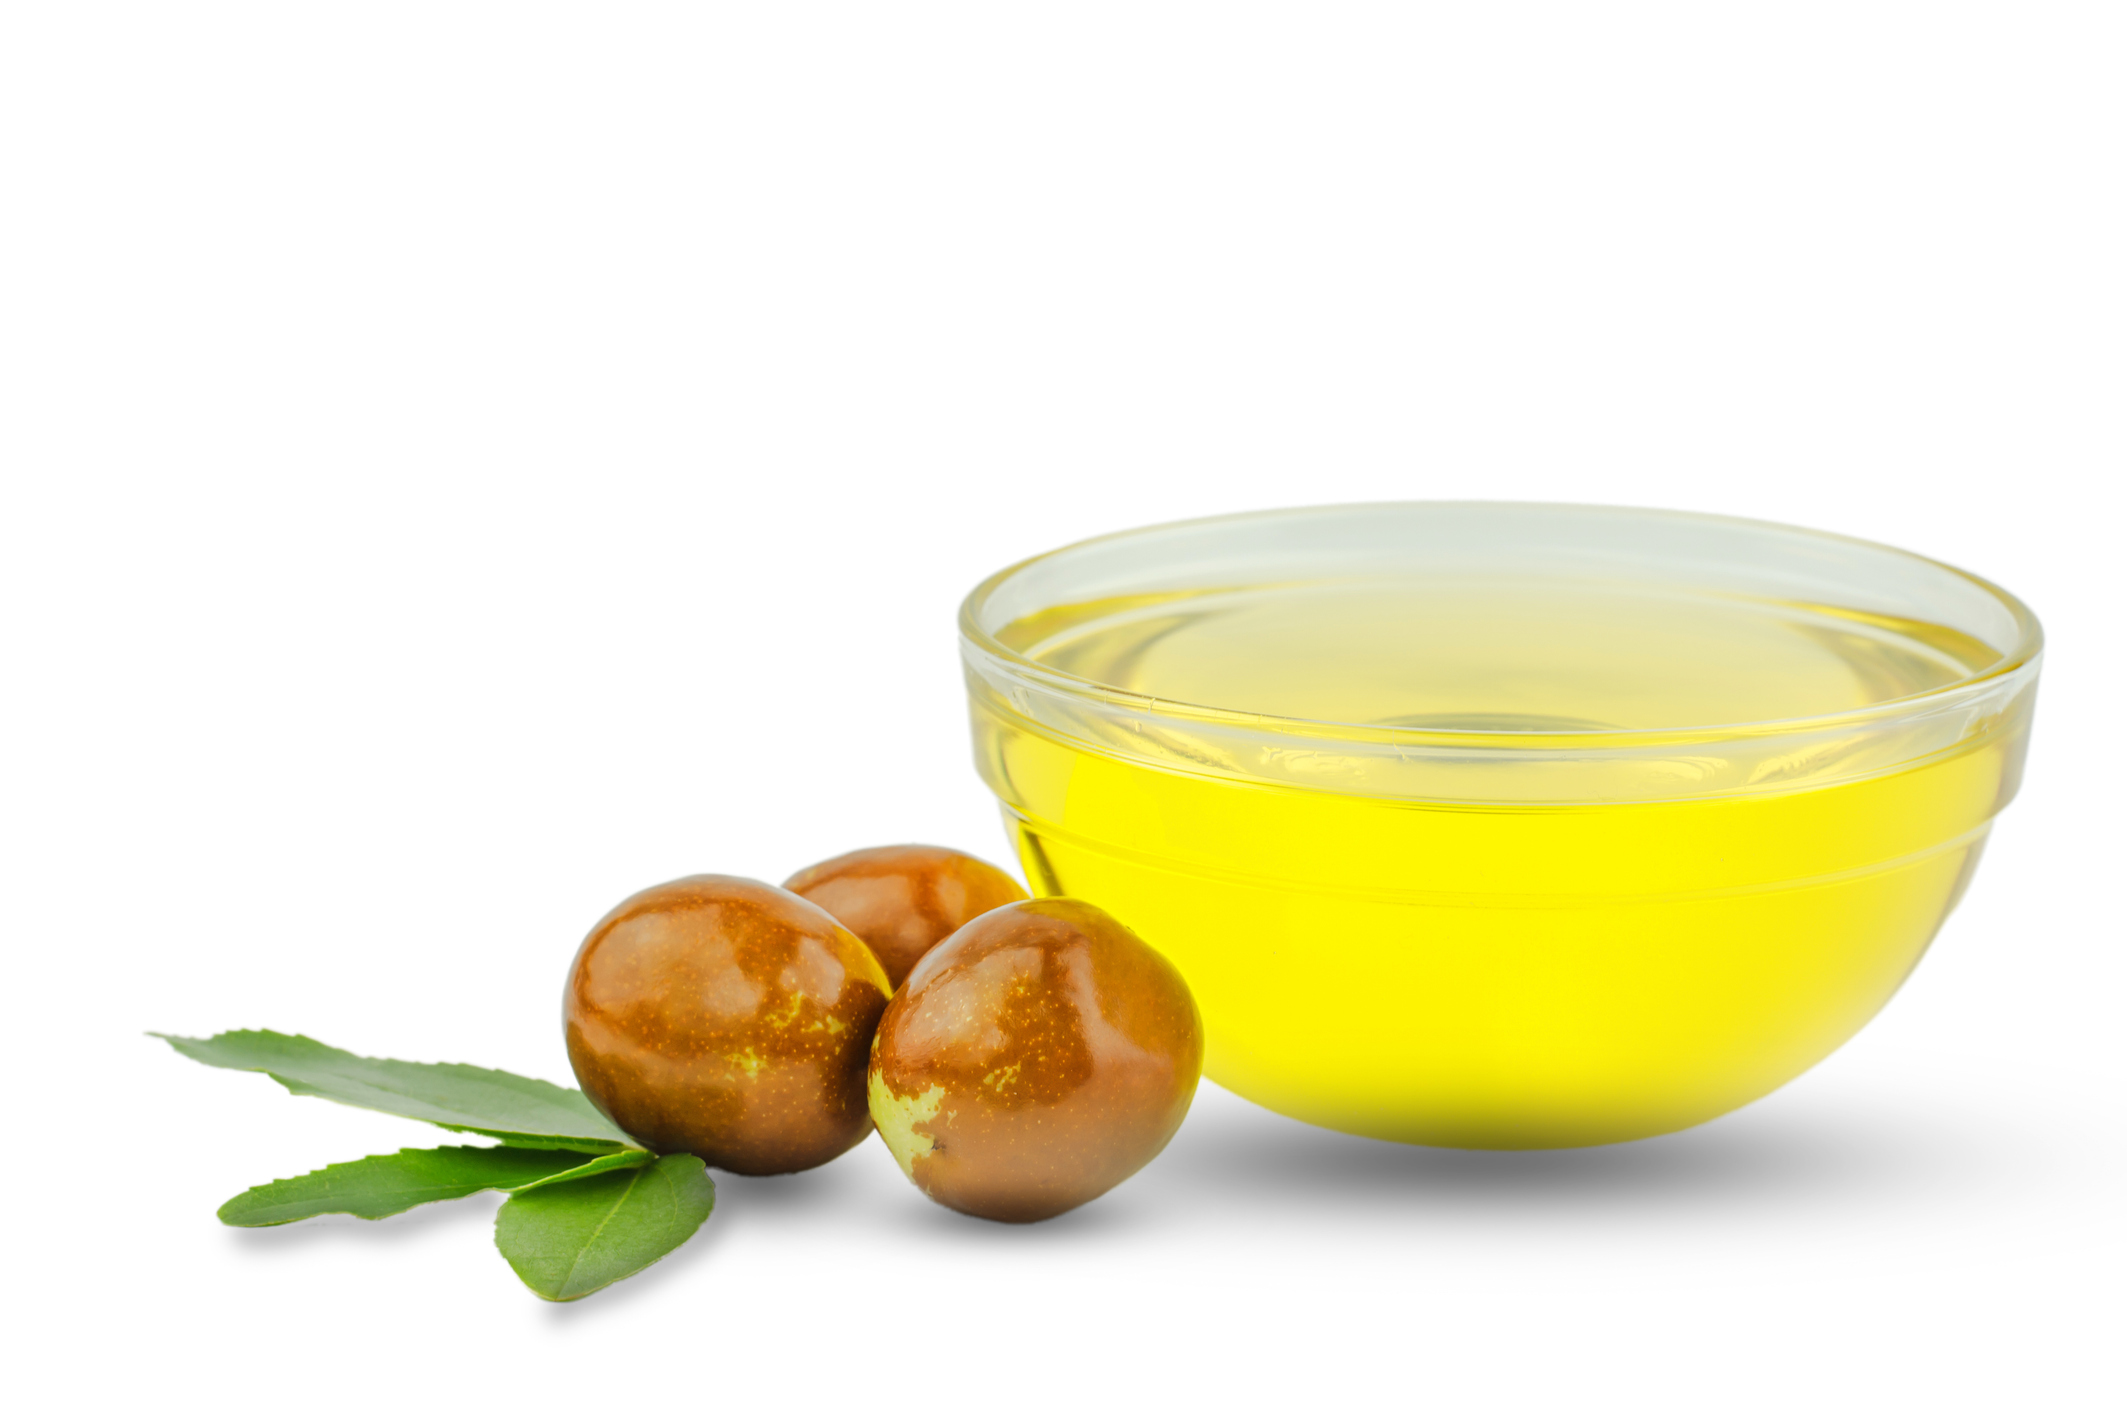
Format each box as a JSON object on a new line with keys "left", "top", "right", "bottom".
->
{"left": 505, "top": 1147, "right": 657, "bottom": 1192}
{"left": 157, "top": 1030, "right": 635, "bottom": 1151}
{"left": 218, "top": 1145, "right": 610, "bottom": 1226}
{"left": 494, "top": 1154, "right": 715, "bottom": 1302}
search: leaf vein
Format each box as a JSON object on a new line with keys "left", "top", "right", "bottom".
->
{"left": 558, "top": 1166, "right": 645, "bottom": 1297}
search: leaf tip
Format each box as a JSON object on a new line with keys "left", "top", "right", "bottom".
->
{"left": 215, "top": 1194, "right": 272, "bottom": 1227}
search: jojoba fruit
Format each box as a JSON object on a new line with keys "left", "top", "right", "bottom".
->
{"left": 867, "top": 897, "right": 1203, "bottom": 1222}
{"left": 564, "top": 875, "right": 892, "bottom": 1176}
{"left": 784, "top": 844, "right": 1029, "bottom": 989}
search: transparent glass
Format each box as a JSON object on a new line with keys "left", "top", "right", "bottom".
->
{"left": 959, "top": 503, "right": 2041, "bottom": 1148}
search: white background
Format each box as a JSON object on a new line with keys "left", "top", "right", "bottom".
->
{"left": 3, "top": 4, "right": 2121, "bottom": 1405}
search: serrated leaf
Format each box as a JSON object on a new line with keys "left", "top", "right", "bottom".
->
{"left": 157, "top": 1030, "right": 635, "bottom": 1151}
{"left": 505, "top": 1147, "right": 657, "bottom": 1192}
{"left": 218, "top": 1145, "right": 606, "bottom": 1226}
{"left": 495, "top": 1154, "right": 715, "bottom": 1302}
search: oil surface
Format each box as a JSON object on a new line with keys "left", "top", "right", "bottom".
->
{"left": 974, "top": 575, "right": 2025, "bottom": 1147}
{"left": 1015, "top": 577, "right": 1991, "bottom": 732}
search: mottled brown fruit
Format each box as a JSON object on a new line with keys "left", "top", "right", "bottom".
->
{"left": 784, "top": 844, "right": 1029, "bottom": 990}
{"left": 564, "top": 875, "right": 892, "bottom": 1176}
{"left": 867, "top": 897, "right": 1203, "bottom": 1223}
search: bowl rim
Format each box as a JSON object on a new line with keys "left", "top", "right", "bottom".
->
{"left": 957, "top": 500, "right": 2045, "bottom": 749}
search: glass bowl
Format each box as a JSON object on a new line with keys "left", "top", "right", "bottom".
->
{"left": 958, "top": 503, "right": 2041, "bottom": 1148}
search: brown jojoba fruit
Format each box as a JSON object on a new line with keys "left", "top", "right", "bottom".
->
{"left": 867, "top": 897, "right": 1203, "bottom": 1222}
{"left": 784, "top": 844, "right": 1028, "bottom": 990}
{"left": 564, "top": 874, "right": 892, "bottom": 1176}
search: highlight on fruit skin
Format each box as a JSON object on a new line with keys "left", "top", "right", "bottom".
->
{"left": 866, "top": 897, "right": 1203, "bottom": 1223}
{"left": 785, "top": 843, "right": 1029, "bottom": 990}
{"left": 564, "top": 874, "right": 893, "bottom": 1176}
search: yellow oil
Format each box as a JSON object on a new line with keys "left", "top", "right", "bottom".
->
{"left": 971, "top": 577, "right": 2030, "bottom": 1148}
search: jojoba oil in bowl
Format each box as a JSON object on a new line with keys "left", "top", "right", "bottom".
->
{"left": 958, "top": 504, "right": 2041, "bottom": 1149}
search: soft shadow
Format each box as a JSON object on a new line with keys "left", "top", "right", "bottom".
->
{"left": 876, "top": 1183, "right": 1152, "bottom": 1245}
{"left": 537, "top": 1160, "right": 870, "bottom": 1321}
{"left": 1134, "top": 1087, "right": 1996, "bottom": 1219}
{"left": 537, "top": 1204, "right": 729, "bottom": 1321}
{"left": 713, "top": 1165, "right": 850, "bottom": 1213}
